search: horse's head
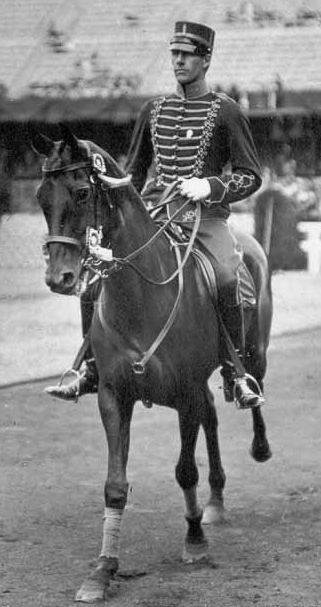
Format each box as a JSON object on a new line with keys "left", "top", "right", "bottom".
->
{"left": 31, "top": 125, "right": 131, "bottom": 295}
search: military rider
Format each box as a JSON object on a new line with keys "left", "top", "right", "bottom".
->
{"left": 47, "top": 20, "right": 264, "bottom": 409}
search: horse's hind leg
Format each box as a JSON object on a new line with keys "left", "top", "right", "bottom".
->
{"left": 201, "top": 385, "right": 226, "bottom": 525}
{"left": 175, "top": 396, "right": 209, "bottom": 563}
{"left": 251, "top": 405, "right": 272, "bottom": 462}
{"left": 246, "top": 322, "right": 272, "bottom": 463}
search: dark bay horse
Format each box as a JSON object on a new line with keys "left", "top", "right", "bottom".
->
{"left": 32, "top": 127, "right": 272, "bottom": 603}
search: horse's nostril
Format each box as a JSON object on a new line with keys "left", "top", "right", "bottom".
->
{"left": 62, "top": 271, "right": 76, "bottom": 287}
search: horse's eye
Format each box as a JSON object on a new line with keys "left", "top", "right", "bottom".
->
{"left": 74, "top": 187, "right": 90, "bottom": 204}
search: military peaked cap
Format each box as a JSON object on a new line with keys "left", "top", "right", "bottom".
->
{"left": 170, "top": 21, "right": 215, "bottom": 56}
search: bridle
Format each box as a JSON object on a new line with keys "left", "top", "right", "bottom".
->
{"left": 42, "top": 154, "right": 201, "bottom": 286}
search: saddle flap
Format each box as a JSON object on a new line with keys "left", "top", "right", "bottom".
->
{"left": 192, "top": 248, "right": 218, "bottom": 302}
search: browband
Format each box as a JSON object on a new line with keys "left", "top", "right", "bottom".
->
{"left": 42, "top": 161, "right": 92, "bottom": 175}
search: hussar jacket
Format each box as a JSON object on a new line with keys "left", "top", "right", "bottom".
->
{"left": 125, "top": 91, "right": 262, "bottom": 223}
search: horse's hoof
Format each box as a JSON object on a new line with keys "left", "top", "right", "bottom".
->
{"left": 75, "top": 579, "right": 106, "bottom": 603}
{"left": 250, "top": 441, "right": 272, "bottom": 463}
{"left": 182, "top": 539, "right": 209, "bottom": 564}
{"left": 202, "top": 504, "right": 225, "bottom": 525}
{"left": 75, "top": 557, "right": 117, "bottom": 603}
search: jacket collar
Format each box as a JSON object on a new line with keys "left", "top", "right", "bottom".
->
{"left": 176, "top": 79, "right": 210, "bottom": 99}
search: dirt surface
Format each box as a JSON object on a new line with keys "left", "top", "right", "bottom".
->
{"left": 1, "top": 328, "right": 321, "bottom": 607}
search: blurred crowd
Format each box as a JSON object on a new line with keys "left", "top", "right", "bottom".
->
{"left": 235, "top": 146, "right": 321, "bottom": 222}
{"left": 258, "top": 166, "right": 321, "bottom": 221}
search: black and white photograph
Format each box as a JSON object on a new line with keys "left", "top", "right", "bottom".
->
{"left": 1, "top": 1, "right": 321, "bottom": 605}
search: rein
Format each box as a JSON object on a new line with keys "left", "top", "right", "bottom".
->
{"left": 87, "top": 194, "right": 201, "bottom": 286}
{"left": 42, "top": 154, "right": 203, "bottom": 375}
{"left": 91, "top": 182, "right": 202, "bottom": 375}
{"left": 132, "top": 241, "right": 185, "bottom": 375}
{"left": 96, "top": 242, "right": 185, "bottom": 376}
{"left": 119, "top": 201, "right": 201, "bottom": 286}
{"left": 42, "top": 158, "right": 199, "bottom": 286}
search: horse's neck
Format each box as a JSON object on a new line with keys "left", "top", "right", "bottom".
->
{"left": 109, "top": 187, "right": 159, "bottom": 259}
{"left": 102, "top": 190, "right": 175, "bottom": 322}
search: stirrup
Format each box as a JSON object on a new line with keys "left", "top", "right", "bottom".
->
{"left": 233, "top": 373, "right": 265, "bottom": 410}
{"left": 45, "top": 367, "right": 82, "bottom": 403}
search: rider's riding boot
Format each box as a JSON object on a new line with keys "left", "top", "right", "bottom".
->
{"left": 45, "top": 285, "right": 100, "bottom": 401}
{"left": 220, "top": 303, "right": 264, "bottom": 409}
{"left": 45, "top": 357, "right": 99, "bottom": 401}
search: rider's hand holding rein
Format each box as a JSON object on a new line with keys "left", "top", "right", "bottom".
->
{"left": 177, "top": 176, "right": 227, "bottom": 205}
{"left": 177, "top": 177, "right": 211, "bottom": 202}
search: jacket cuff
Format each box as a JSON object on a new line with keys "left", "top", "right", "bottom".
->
{"left": 207, "top": 176, "right": 227, "bottom": 203}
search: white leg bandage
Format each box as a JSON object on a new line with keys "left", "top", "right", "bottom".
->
{"left": 100, "top": 507, "right": 124, "bottom": 559}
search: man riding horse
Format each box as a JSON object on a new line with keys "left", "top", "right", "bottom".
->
{"left": 47, "top": 20, "right": 265, "bottom": 409}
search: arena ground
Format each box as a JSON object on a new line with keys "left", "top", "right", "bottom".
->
{"left": 1, "top": 328, "right": 321, "bottom": 607}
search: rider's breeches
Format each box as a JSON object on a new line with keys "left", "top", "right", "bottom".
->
{"left": 180, "top": 217, "right": 254, "bottom": 306}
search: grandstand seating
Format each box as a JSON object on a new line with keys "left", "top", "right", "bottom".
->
{"left": 0, "top": 0, "right": 321, "bottom": 99}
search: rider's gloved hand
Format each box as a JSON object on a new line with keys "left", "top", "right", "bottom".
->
{"left": 177, "top": 177, "right": 211, "bottom": 202}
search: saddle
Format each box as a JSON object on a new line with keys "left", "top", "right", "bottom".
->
{"left": 165, "top": 221, "right": 256, "bottom": 310}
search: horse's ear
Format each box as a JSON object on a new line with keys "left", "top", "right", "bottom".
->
{"left": 30, "top": 131, "right": 54, "bottom": 156}
{"left": 59, "top": 123, "right": 79, "bottom": 152}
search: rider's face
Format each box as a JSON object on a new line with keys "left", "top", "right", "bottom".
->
{"left": 171, "top": 50, "right": 210, "bottom": 85}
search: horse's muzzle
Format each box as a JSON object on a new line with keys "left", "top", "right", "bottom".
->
{"left": 45, "top": 267, "right": 78, "bottom": 295}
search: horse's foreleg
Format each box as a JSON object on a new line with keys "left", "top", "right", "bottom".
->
{"left": 76, "top": 387, "right": 133, "bottom": 603}
{"left": 201, "top": 386, "right": 226, "bottom": 525}
{"left": 176, "top": 403, "right": 209, "bottom": 563}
